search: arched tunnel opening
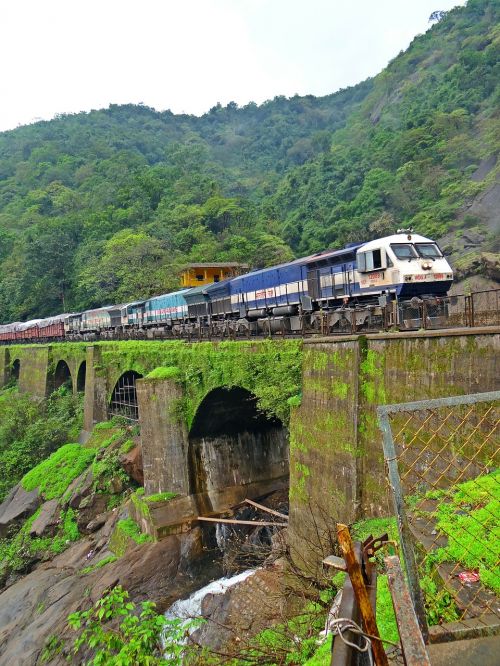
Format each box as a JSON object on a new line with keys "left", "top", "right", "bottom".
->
{"left": 188, "top": 387, "right": 289, "bottom": 514}
{"left": 11, "top": 359, "right": 20, "bottom": 383}
{"left": 52, "top": 360, "right": 72, "bottom": 392}
{"left": 77, "top": 361, "right": 86, "bottom": 392}
{"left": 109, "top": 370, "right": 143, "bottom": 421}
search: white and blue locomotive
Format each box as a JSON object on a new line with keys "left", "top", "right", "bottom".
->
{"left": 115, "top": 231, "right": 453, "bottom": 337}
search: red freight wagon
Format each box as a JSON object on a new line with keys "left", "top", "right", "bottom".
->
{"left": 38, "top": 316, "right": 66, "bottom": 340}
{"left": 15, "top": 320, "right": 41, "bottom": 341}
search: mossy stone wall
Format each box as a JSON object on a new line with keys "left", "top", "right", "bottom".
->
{"left": 136, "top": 377, "right": 190, "bottom": 496}
{"left": 92, "top": 339, "right": 303, "bottom": 428}
{"left": 50, "top": 343, "right": 87, "bottom": 394}
{"left": 288, "top": 330, "right": 500, "bottom": 572}
{"left": 14, "top": 346, "right": 51, "bottom": 396}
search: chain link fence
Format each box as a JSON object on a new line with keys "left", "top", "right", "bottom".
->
{"left": 378, "top": 392, "right": 500, "bottom": 642}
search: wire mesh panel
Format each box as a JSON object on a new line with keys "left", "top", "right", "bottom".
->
{"left": 109, "top": 371, "right": 142, "bottom": 421}
{"left": 378, "top": 392, "right": 500, "bottom": 640}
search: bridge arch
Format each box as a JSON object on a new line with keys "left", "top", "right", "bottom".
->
{"left": 52, "top": 360, "right": 72, "bottom": 391}
{"left": 76, "top": 361, "right": 86, "bottom": 392}
{"left": 109, "top": 370, "right": 143, "bottom": 421}
{"left": 188, "top": 386, "right": 289, "bottom": 512}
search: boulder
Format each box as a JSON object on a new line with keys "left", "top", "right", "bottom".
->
{"left": 65, "top": 468, "right": 94, "bottom": 509}
{"left": 0, "top": 484, "right": 41, "bottom": 537}
{"left": 120, "top": 444, "right": 144, "bottom": 485}
{"left": 76, "top": 493, "right": 109, "bottom": 532}
{"left": 29, "top": 499, "right": 60, "bottom": 537}
{"left": 86, "top": 513, "right": 108, "bottom": 533}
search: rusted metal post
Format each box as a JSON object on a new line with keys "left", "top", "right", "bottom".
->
{"left": 385, "top": 555, "right": 430, "bottom": 665}
{"left": 336, "top": 524, "right": 389, "bottom": 666}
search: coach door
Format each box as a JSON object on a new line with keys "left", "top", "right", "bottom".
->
{"left": 307, "top": 268, "right": 320, "bottom": 299}
{"left": 342, "top": 264, "right": 354, "bottom": 297}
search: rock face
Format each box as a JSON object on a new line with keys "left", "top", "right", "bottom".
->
{"left": 192, "top": 562, "right": 285, "bottom": 653}
{"left": 65, "top": 469, "right": 94, "bottom": 510}
{"left": 120, "top": 444, "right": 144, "bottom": 485}
{"left": 0, "top": 484, "right": 40, "bottom": 537}
{"left": 29, "top": 499, "right": 59, "bottom": 538}
{"left": 0, "top": 527, "right": 221, "bottom": 666}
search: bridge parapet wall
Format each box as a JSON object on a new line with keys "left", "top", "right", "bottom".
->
{"left": 288, "top": 329, "right": 500, "bottom": 573}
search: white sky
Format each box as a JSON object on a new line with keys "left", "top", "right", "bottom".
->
{"left": 0, "top": 0, "right": 466, "bottom": 132}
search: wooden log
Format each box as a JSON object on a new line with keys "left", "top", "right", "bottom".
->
{"left": 243, "top": 498, "right": 289, "bottom": 520}
{"left": 197, "top": 516, "right": 287, "bottom": 527}
{"left": 337, "top": 523, "right": 389, "bottom": 666}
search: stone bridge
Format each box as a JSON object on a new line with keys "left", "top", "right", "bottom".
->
{"left": 1, "top": 329, "right": 498, "bottom": 569}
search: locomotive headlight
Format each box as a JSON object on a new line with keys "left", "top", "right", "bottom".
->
{"left": 422, "top": 261, "right": 432, "bottom": 270}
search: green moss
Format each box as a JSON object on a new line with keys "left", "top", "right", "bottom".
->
{"left": 119, "top": 439, "right": 136, "bottom": 454}
{"left": 81, "top": 555, "right": 118, "bottom": 575}
{"left": 287, "top": 394, "right": 302, "bottom": 408}
{"left": 131, "top": 489, "right": 150, "bottom": 519}
{"left": 21, "top": 443, "right": 96, "bottom": 499}
{"left": 144, "top": 491, "right": 177, "bottom": 503}
{"left": 146, "top": 366, "right": 181, "bottom": 380}
{"left": 116, "top": 518, "right": 152, "bottom": 543}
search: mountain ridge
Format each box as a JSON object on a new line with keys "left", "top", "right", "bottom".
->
{"left": 0, "top": 0, "right": 498, "bottom": 322}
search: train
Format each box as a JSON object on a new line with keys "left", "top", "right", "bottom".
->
{"left": 0, "top": 231, "right": 453, "bottom": 344}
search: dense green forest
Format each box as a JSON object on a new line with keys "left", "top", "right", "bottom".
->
{"left": 0, "top": 0, "right": 498, "bottom": 322}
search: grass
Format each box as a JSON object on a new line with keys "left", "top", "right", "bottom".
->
{"left": 0, "top": 506, "right": 80, "bottom": 572}
{"left": 21, "top": 443, "right": 96, "bottom": 499}
{"left": 420, "top": 470, "right": 500, "bottom": 595}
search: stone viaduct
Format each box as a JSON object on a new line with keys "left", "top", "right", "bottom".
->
{"left": 1, "top": 329, "right": 498, "bottom": 569}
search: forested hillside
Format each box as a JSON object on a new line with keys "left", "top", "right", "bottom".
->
{"left": 0, "top": 0, "right": 498, "bottom": 322}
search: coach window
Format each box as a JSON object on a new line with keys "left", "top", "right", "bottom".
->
{"left": 357, "top": 248, "right": 385, "bottom": 272}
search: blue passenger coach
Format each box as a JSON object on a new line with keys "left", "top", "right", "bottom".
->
{"left": 143, "top": 289, "right": 189, "bottom": 325}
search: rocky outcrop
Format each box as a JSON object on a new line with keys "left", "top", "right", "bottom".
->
{"left": 192, "top": 561, "right": 285, "bottom": 653}
{"left": 64, "top": 469, "right": 93, "bottom": 510}
{"left": 0, "top": 484, "right": 40, "bottom": 537}
{"left": 0, "top": 525, "right": 220, "bottom": 666}
{"left": 29, "top": 500, "right": 59, "bottom": 538}
{"left": 120, "top": 444, "right": 144, "bottom": 485}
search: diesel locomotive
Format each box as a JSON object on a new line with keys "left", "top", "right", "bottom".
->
{"left": 0, "top": 231, "right": 453, "bottom": 343}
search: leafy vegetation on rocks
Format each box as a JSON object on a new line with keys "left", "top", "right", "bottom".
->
{"left": 21, "top": 443, "right": 96, "bottom": 499}
{"left": 0, "top": 0, "right": 498, "bottom": 323}
{"left": 63, "top": 585, "right": 195, "bottom": 666}
{"left": 0, "top": 385, "right": 83, "bottom": 502}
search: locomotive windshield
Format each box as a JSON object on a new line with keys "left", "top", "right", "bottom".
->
{"left": 391, "top": 243, "right": 418, "bottom": 260}
{"left": 415, "top": 243, "right": 442, "bottom": 259}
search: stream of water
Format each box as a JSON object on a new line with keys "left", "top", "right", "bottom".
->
{"left": 165, "top": 568, "right": 257, "bottom": 623}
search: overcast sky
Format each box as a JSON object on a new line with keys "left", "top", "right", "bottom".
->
{"left": 0, "top": 0, "right": 465, "bottom": 132}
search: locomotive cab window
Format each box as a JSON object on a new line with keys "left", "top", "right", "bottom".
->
{"left": 357, "top": 248, "right": 385, "bottom": 272}
{"left": 391, "top": 243, "right": 418, "bottom": 261}
{"left": 415, "top": 243, "right": 442, "bottom": 259}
